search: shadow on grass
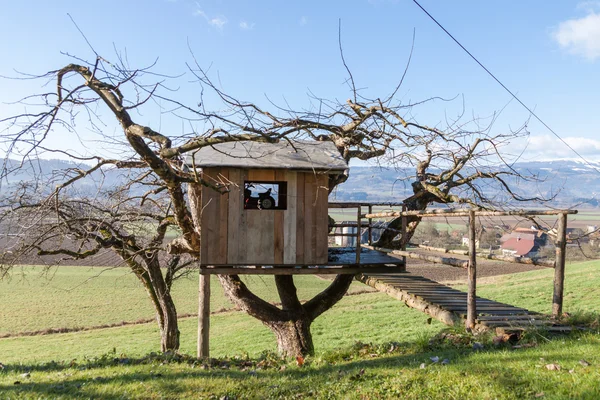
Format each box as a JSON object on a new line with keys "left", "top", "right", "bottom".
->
{"left": 2, "top": 331, "right": 599, "bottom": 399}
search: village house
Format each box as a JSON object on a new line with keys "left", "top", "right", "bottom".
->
{"left": 500, "top": 227, "right": 547, "bottom": 257}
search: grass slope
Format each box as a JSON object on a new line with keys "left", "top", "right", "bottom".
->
{"left": 0, "top": 261, "right": 598, "bottom": 399}
{"left": 0, "top": 291, "right": 443, "bottom": 364}
{"left": 1, "top": 332, "right": 599, "bottom": 399}
{"left": 455, "top": 260, "right": 600, "bottom": 313}
{"left": 0, "top": 266, "right": 372, "bottom": 335}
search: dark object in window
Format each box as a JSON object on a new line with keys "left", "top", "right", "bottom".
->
{"left": 244, "top": 181, "right": 287, "bottom": 210}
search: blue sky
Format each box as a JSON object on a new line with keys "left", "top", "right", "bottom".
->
{"left": 1, "top": 0, "right": 599, "bottom": 162}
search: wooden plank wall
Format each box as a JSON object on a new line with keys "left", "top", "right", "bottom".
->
{"left": 198, "top": 168, "right": 330, "bottom": 266}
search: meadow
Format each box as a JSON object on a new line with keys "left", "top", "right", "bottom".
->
{"left": 0, "top": 261, "right": 598, "bottom": 399}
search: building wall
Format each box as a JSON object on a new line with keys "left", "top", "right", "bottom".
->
{"left": 193, "top": 167, "right": 330, "bottom": 265}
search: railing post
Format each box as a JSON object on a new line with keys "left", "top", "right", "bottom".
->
{"left": 198, "top": 271, "right": 211, "bottom": 358}
{"left": 356, "top": 205, "right": 362, "bottom": 264}
{"left": 401, "top": 204, "right": 407, "bottom": 266}
{"left": 553, "top": 212, "right": 568, "bottom": 318}
{"left": 466, "top": 209, "right": 477, "bottom": 331}
{"left": 368, "top": 204, "right": 373, "bottom": 245}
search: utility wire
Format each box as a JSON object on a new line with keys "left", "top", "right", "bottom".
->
{"left": 412, "top": 0, "right": 600, "bottom": 174}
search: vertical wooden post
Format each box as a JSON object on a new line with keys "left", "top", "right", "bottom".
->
{"left": 198, "top": 271, "right": 211, "bottom": 358}
{"left": 466, "top": 209, "right": 477, "bottom": 331}
{"left": 355, "top": 206, "right": 362, "bottom": 264}
{"left": 368, "top": 205, "right": 373, "bottom": 245}
{"left": 553, "top": 212, "right": 568, "bottom": 318}
{"left": 401, "top": 204, "right": 407, "bottom": 266}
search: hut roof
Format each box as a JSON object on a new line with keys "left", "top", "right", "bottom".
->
{"left": 185, "top": 140, "right": 348, "bottom": 172}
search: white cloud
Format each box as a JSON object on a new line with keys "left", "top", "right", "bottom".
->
{"left": 239, "top": 21, "right": 255, "bottom": 30}
{"left": 193, "top": 3, "right": 227, "bottom": 30}
{"left": 299, "top": 16, "right": 308, "bottom": 26}
{"left": 522, "top": 135, "right": 600, "bottom": 160}
{"left": 209, "top": 16, "right": 227, "bottom": 29}
{"left": 552, "top": 8, "right": 600, "bottom": 60}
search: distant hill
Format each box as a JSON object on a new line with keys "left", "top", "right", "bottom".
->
{"left": 332, "top": 160, "right": 600, "bottom": 207}
{"left": 2, "top": 158, "right": 599, "bottom": 207}
{"left": 0, "top": 158, "right": 133, "bottom": 197}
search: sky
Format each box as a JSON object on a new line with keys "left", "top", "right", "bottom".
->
{"left": 1, "top": 0, "right": 600, "bottom": 163}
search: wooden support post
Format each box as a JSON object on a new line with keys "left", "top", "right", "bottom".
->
{"left": 198, "top": 271, "right": 211, "bottom": 358}
{"left": 356, "top": 206, "right": 362, "bottom": 264}
{"left": 401, "top": 204, "right": 407, "bottom": 265}
{"left": 368, "top": 205, "right": 373, "bottom": 245}
{"left": 553, "top": 212, "right": 568, "bottom": 318}
{"left": 466, "top": 209, "right": 477, "bottom": 331}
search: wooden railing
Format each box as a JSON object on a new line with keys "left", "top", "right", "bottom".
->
{"left": 329, "top": 202, "right": 578, "bottom": 328}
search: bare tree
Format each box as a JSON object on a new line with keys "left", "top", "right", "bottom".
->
{"left": 0, "top": 168, "right": 193, "bottom": 351}
{"left": 1, "top": 50, "right": 540, "bottom": 356}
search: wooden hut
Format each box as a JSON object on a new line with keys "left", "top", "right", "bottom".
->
{"left": 186, "top": 140, "right": 348, "bottom": 266}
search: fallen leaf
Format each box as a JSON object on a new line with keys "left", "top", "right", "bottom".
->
{"left": 579, "top": 359, "right": 591, "bottom": 367}
{"left": 545, "top": 363, "right": 561, "bottom": 371}
{"left": 296, "top": 356, "right": 304, "bottom": 367}
{"left": 535, "top": 392, "right": 544, "bottom": 398}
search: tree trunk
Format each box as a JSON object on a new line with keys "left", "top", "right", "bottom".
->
{"left": 119, "top": 250, "right": 181, "bottom": 352}
{"left": 375, "top": 186, "right": 436, "bottom": 248}
{"left": 267, "top": 318, "right": 314, "bottom": 357}
{"left": 158, "top": 291, "right": 180, "bottom": 352}
{"left": 218, "top": 274, "right": 354, "bottom": 358}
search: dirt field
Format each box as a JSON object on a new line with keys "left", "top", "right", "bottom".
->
{"left": 405, "top": 250, "right": 547, "bottom": 284}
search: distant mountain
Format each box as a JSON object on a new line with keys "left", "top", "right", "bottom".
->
{"left": 0, "top": 158, "right": 131, "bottom": 197}
{"left": 2, "top": 158, "right": 599, "bottom": 207}
{"left": 332, "top": 160, "right": 600, "bottom": 207}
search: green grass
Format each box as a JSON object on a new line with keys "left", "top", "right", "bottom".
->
{"left": 0, "top": 291, "right": 442, "bottom": 364}
{"left": 453, "top": 260, "right": 600, "bottom": 313}
{"left": 0, "top": 266, "right": 371, "bottom": 335}
{"left": 1, "top": 261, "right": 599, "bottom": 398}
{"left": 1, "top": 331, "right": 599, "bottom": 399}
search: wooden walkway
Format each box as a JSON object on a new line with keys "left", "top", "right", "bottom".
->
{"left": 357, "top": 273, "right": 567, "bottom": 333}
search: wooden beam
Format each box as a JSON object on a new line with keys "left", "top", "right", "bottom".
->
{"left": 328, "top": 202, "right": 405, "bottom": 208}
{"left": 416, "top": 244, "right": 555, "bottom": 267}
{"left": 197, "top": 272, "right": 210, "bottom": 358}
{"left": 553, "top": 212, "right": 568, "bottom": 318}
{"left": 466, "top": 209, "right": 477, "bottom": 331}
{"left": 199, "top": 266, "right": 406, "bottom": 275}
{"left": 356, "top": 205, "right": 362, "bottom": 264}
{"left": 401, "top": 204, "right": 407, "bottom": 266}
{"left": 363, "top": 209, "right": 578, "bottom": 219}
{"left": 363, "top": 245, "right": 468, "bottom": 268}
{"left": 329, "top": 223, "right": 370, "bottom": 228}
{"left": 481, "top": 253, "right": 555, "bottom": 268}
{"left": 368, "top": 205, "right": 373, "bottom": 245}
{"left": 357, "top": 274, "right": 462, "bottom": 326}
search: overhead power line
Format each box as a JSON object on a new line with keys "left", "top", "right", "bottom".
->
{"left": 412, "top": 0, "right": 600, "bottom": 174}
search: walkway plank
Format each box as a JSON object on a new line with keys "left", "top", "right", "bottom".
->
{"left": 357, "top": 272, "right": 567, "bottom": 333}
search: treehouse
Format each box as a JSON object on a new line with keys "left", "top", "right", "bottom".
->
{"left": 186, "top": 140, "right": 344, "bottom": 266}
{"left": 186, "top": 140, "right": 406, "bottom": 274}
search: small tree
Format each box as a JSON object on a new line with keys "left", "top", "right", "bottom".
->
{"left": 1, "top": 171, "right": 192, "bottom": 352}
{"left": 1, "top": 50, "right": 541, "bottom": 357}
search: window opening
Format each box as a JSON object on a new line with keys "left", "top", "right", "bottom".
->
{"left": 244, "top": 181, "right": 287, "bottom": 210}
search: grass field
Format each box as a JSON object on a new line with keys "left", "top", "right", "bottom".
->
{"left": 0, "top": 266, "right": 373, "bottom": 336}
{"left": 0, "top": 262, "right": 598, "bottom": 399}
{"left": 2, "top": 332, "right": 599, "bottom": 399}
